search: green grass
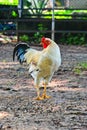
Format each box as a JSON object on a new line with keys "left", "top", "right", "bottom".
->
{"left": 44, "top": 10, "right": 87, "bottom": 19}
{"left": 73, "top": 62, "right": 87, "bottom": 75}
{"left": 0, "top": 0, "right": 18, "bottom": 5}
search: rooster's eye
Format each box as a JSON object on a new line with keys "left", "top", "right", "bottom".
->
{"left": 46, "top": 40, "right": 50, "bottom": 45}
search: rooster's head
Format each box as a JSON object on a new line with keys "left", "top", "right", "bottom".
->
{"left": 41, "top": 37, "right": 51, "bottom": 48}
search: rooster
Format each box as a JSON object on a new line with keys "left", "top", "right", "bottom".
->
{"left": 13, "top": 37, "right": 61, "bottom": 100}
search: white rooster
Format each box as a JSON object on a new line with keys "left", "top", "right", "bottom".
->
{"left": 13, "top": 37, "right": 61, "bottom": 100}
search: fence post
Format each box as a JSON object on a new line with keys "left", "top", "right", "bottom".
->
{"left": 18, "top": 0, "right": 23, "bottom": 18}
{"left": 51, "top": 0, "right": 55, "bottom": 41}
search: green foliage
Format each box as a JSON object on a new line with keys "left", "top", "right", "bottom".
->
{"left": 44, "top": 10, "right": 72, "bottom": 19}
{"left": 60, "top": 33, "right": 86, "bottom": 45}
{"left": 20, "top": 35, "right": 29, "bottom": 42}
{"left": 24, "top": 0, "right": 48, "bottom": 17}
{"left": 20, "top": 23, "right": 47, "bottom": 44}
{"left": 0, "top": 0, "right": 18, "bottom": 5}
{"left": 79, "top": 62, "right": 87, "bottom": 70}
{"left": 73, "top": 68, "right": 81, "bottom": 75}
{"left": 73, "top": 62, "right": 87, "bottom": 75}
{"left": 11, "top": 11, "right": 18, "bottom": 17}
{"left": 44, "top": 10, "right": 87, "bottom": 19}
{"left": 33, "top": 23, "right": 47, "bottom": 43}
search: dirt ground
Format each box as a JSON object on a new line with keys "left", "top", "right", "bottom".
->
{"left": 0, "top": 44, "right": 87, "bottom": 130}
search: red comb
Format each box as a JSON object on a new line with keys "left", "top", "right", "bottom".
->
{"left": 41, "top": 37, "right": 45, "bottom": 42}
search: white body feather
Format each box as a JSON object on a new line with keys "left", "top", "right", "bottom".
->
{"left": 24, "top": 38, "right": 61, "bottom": 86}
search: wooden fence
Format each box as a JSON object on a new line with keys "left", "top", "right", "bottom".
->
{"left": 0, "top": 7, "right": 87, "bottom": 42}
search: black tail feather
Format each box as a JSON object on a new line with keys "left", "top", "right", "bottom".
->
{"left": 13, "top": 42, "right": 30, "bottom": 63}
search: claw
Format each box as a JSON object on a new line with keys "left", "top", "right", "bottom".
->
{"left": 34, "top": 96, "right": 44, "bottom": 100}
{"left": 41, "top": 94, "right": 51, "bottom": 99}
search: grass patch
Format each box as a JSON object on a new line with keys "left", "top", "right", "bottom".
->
{"left": 73, "top": 62, "right": 87, "bottom": 75}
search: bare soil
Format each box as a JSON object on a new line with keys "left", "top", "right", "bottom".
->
{"left": 0, "top": 44, "right": 87, "bottom": 130}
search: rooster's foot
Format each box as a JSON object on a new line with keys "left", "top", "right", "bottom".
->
{"left": 34, "top": 96, "right": 44, "bottom": 100}
{"left": 41, "top": 94, "right": 51, "bottom": 99}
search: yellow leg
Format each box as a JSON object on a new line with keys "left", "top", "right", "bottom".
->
{"left": 34, "top": 85, "right": 43, "bottom": 100}
{"left": 41, "top": 84, "right": 51, "bottom": 99}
